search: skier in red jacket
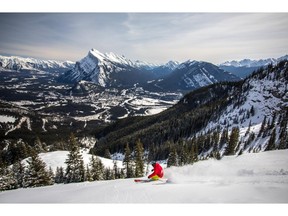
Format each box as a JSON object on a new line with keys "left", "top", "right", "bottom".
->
{"left": 148, "top": 162, "right": 164, "bottom": 181}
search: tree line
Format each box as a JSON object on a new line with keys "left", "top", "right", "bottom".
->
{"left": 0, "top": 133, "right": 146, "bottom": 191}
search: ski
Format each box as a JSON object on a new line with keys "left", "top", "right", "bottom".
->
{"left": 134, "top": 178, "right": 169, "bottom": 183}
{"left": 134, "top": 179, "right": 151, "bottom": 183}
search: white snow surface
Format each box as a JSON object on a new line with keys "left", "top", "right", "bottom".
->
{"left": 1, "top": 150, "right": 288, "bottom": 204}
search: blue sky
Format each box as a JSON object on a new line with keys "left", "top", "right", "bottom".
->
{"left": 0, "top": 13, "right": 287, "bottom": 64}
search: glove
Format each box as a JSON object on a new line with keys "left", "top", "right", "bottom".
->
{"left": 151, "top": 169, "right": 154, "bottom": 172}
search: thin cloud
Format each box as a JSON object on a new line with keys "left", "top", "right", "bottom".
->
{"left": 0, "top": 13, "right": 287, "bottom": 63}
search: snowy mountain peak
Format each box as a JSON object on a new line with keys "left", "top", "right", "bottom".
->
{"left": 61, "top": 49, "right": 161, "bottom": 87}
{"left": 164, "top": 60, "right": 180, "bottom": 70}
{"left": 89, "top": 49, "right": 106, "bottom": 62}
{"left": 88, "top": 48, "right": 133, "bottom": 66}
{"left": 61, "top": 49, "right": 181, "bottom": 87}
{"left": 84, "top": 49, "right": 179, "bottom": 71}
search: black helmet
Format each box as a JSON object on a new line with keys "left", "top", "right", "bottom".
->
{"left": 152, "top": 162, "right": 156, "bottom": 167}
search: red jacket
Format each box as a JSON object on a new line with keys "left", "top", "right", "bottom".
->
{"left": 148, "top": 163, "right": 164, "bottom": 178}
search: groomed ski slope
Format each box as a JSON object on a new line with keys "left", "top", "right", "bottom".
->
{"left": 0, "top": 150, "right": 288, "bottom": 203}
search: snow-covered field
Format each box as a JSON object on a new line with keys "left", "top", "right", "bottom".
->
{"left": 1, "top": 150, "right": 288, "bottom": 204}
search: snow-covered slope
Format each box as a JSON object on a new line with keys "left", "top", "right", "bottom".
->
{"left": 203, "top": 61, "right": 288, "bottom": 154}
{"left": 0, "top": 55, "right": 74, "bottom": 71}
{"left": 0, "top": 149, "right": 287, "bottom": 203}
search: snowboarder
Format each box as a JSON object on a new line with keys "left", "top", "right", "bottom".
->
{"left": 148, "top": 162, "right": 164, "bottom": 181}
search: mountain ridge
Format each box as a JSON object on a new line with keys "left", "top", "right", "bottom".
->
{"left": 219, "top": 54, "right": 288, "bottom": 78}
{"left": 220, "top": 55, "right": 288, "bottom": 67}
{"left": 59, "top": 49, "right": 240, "bottom": 91}
{"left": 0, "top": 54, "right": 74, "bottom": 72}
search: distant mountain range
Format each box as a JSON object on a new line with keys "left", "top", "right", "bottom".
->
{"left": 220, "top": 55, "right": 288, "bottom": 67}
{"left": 2, "top": 51, "right": 287, "bottom": 90}
{"left": 58, "top": 49, "right": 240, "bottom": 92}
{"left": 219, "top": 55, "right": 288, "bottom": 78}
{"left": 0, "top": 55, "right": 75, "bottom": 72}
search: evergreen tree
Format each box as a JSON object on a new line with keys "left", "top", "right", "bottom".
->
{"left": 134, "top": 139, "right": 145, "bottom": 177}
{"left": 219, "top": 129, "right": 229, "bottom": 150}
{"left": 244, "top": 132, "right": 255, "bottom": 151}
{"left": 123, "top": 143, "right": 134, "bottom": 178}
{"left": 167, "top": 147, "right": 178, "bottom": 167}
{"left": 23, "top": 153, "right": 53, "bottom": 188}
{"left": 225, "top": 127, "right": 240, "bottom": 156}
{"left": 213, "top": 150, "right": 222, "bottom": 160}
{"left": 48, "top": 167, "right": 55, "bottom": 184}
{"left": 54, "top": 139, "right": 66, "bottom": 151}
{"left": 0, "top": 166, "right": 17, "bottom": 191}
{"left": 250, "top": 105, "right": 255, "bottom": 116}
{"left": 18, "top": 140, "right": 29, "bottom": 161}
{"left": 119, "top": 168, "right": 125, "bottom": 179}
{"left": 113, "top": 160, "right": 120, "bottom": 179}
{"left": 211, "top": 131, "right": 220, "bottom": 151}
{"left": 104, "top": 149, "right": 112, "bottom": 159}
{"left": 85, "top": 165, "right": 92, "bottom": 181}
{"left": 270, "top": 113, "right": 276, "bottom": 129}
{"left": 104, "top": 168, "right": 113, "bottom": 180}
{"left": 265, "top": 128, "right": 276, "bottom": 151}
{"left": 189, "top": 142, "right": 198, "bottom": 163}
{"left": 64, "top": 133, "right": 85, "bottom": 183}
{"left": 204, "top": 133, "right": 213, "bottom": 152}
{"left": 245, "top": 120, "right": 252, "bottom": 137}
{"left": 5, "top": 141, "right": 21, "bottom": 165}
{"left": 55, "top": 166, "right": 65, "bottom": 183}
{"left": 193, "top": 137, "right": 199, "bottom": 161}
{"left": 90, "top": 156, "right": 104, "bottom": 181}
{"left": 258, "top": 116, "right": 267, "bottom": 137}
{"left": 179, "top": 141, "right": 189, "bottom": 166}
{"left": 147, "top": 145, "right": 156, "bottom": 163}
{"left": 278, "top": 129, "right": 287, "bottom": 150}
{"left": 12, "top": 160, "right": 25, "bottom": 188}
{"left": 34, "top": 136, "right": 44, "bottom": 153}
